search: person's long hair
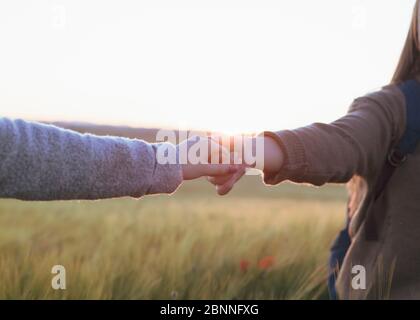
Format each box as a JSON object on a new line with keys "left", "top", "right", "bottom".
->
{"left": 392, "top": 0, "right": 420, "bottom": 83}
{"left": 348, "top": 0, "right": 420, "bottom": 219}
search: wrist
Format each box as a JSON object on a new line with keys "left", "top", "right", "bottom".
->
{"left": 262, "top": 135, "right": 284, "bottom": 173}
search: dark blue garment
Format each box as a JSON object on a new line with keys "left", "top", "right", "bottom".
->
{"left": 397, "top": 80, "right": 420, "bottom": 154}
{"left": 328, "top": 216, "right": 351, "bottom": 300}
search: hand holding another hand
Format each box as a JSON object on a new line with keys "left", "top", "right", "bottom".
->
{"left": 205, "top": 135, "right": 285, "bottom": 195}
{"left": 206, "top": 166, "right": 247, "bottom": 195}
{"left": 178, "top": 134, "right": 284, "bottom": 196}
{"left": 179, "top": 136, "right": 245, "bottom": 182}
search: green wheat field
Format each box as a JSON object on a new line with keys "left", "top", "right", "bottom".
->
{"left": 0, "top": 176, "right": 347, "bottom": 300}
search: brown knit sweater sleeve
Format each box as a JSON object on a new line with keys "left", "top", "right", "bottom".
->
{"left": 263, "top": 85, "right": 406, "bottom": 186}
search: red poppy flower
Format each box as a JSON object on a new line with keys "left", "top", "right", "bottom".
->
{"left": 258, "top": 256, "right": 275, "bottom": 270}
{"left": 240, "top": 259, "right": 250, "bottom": 272}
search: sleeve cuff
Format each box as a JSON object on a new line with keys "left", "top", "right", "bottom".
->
{"left": 147, "top": 143, "right": 183, "bottom": 195}
{"left": 260, "top": 130, "right": 308, "bottom": 185}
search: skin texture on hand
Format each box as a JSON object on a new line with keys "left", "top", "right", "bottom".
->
{"left": 178, "top": 136, "right": 242, "bottom": 181}
{"left": 207, "top": 136, "right": 285, "bottom": 195}
{"left": 207, "top": 166, "right": 247, "bottom": 195}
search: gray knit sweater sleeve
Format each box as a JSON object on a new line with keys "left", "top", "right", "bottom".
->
{"left": 0, "top": 118, "right": 183, "bottom": 200}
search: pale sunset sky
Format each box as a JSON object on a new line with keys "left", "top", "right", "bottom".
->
{"left": 0, "top": 0, "right": 416, "bottom": 133}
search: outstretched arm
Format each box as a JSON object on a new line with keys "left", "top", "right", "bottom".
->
{"left": 0, "top": 118, "right": 183, "bottom": 200}
{"left": 0, "top": 118, "right": 237, "bottom": 201}
{"left": 208, "top": 85, "right": 406, "bottom": 194}
{"left": 262, "top": 86, "right": 405, "bottom": 186}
